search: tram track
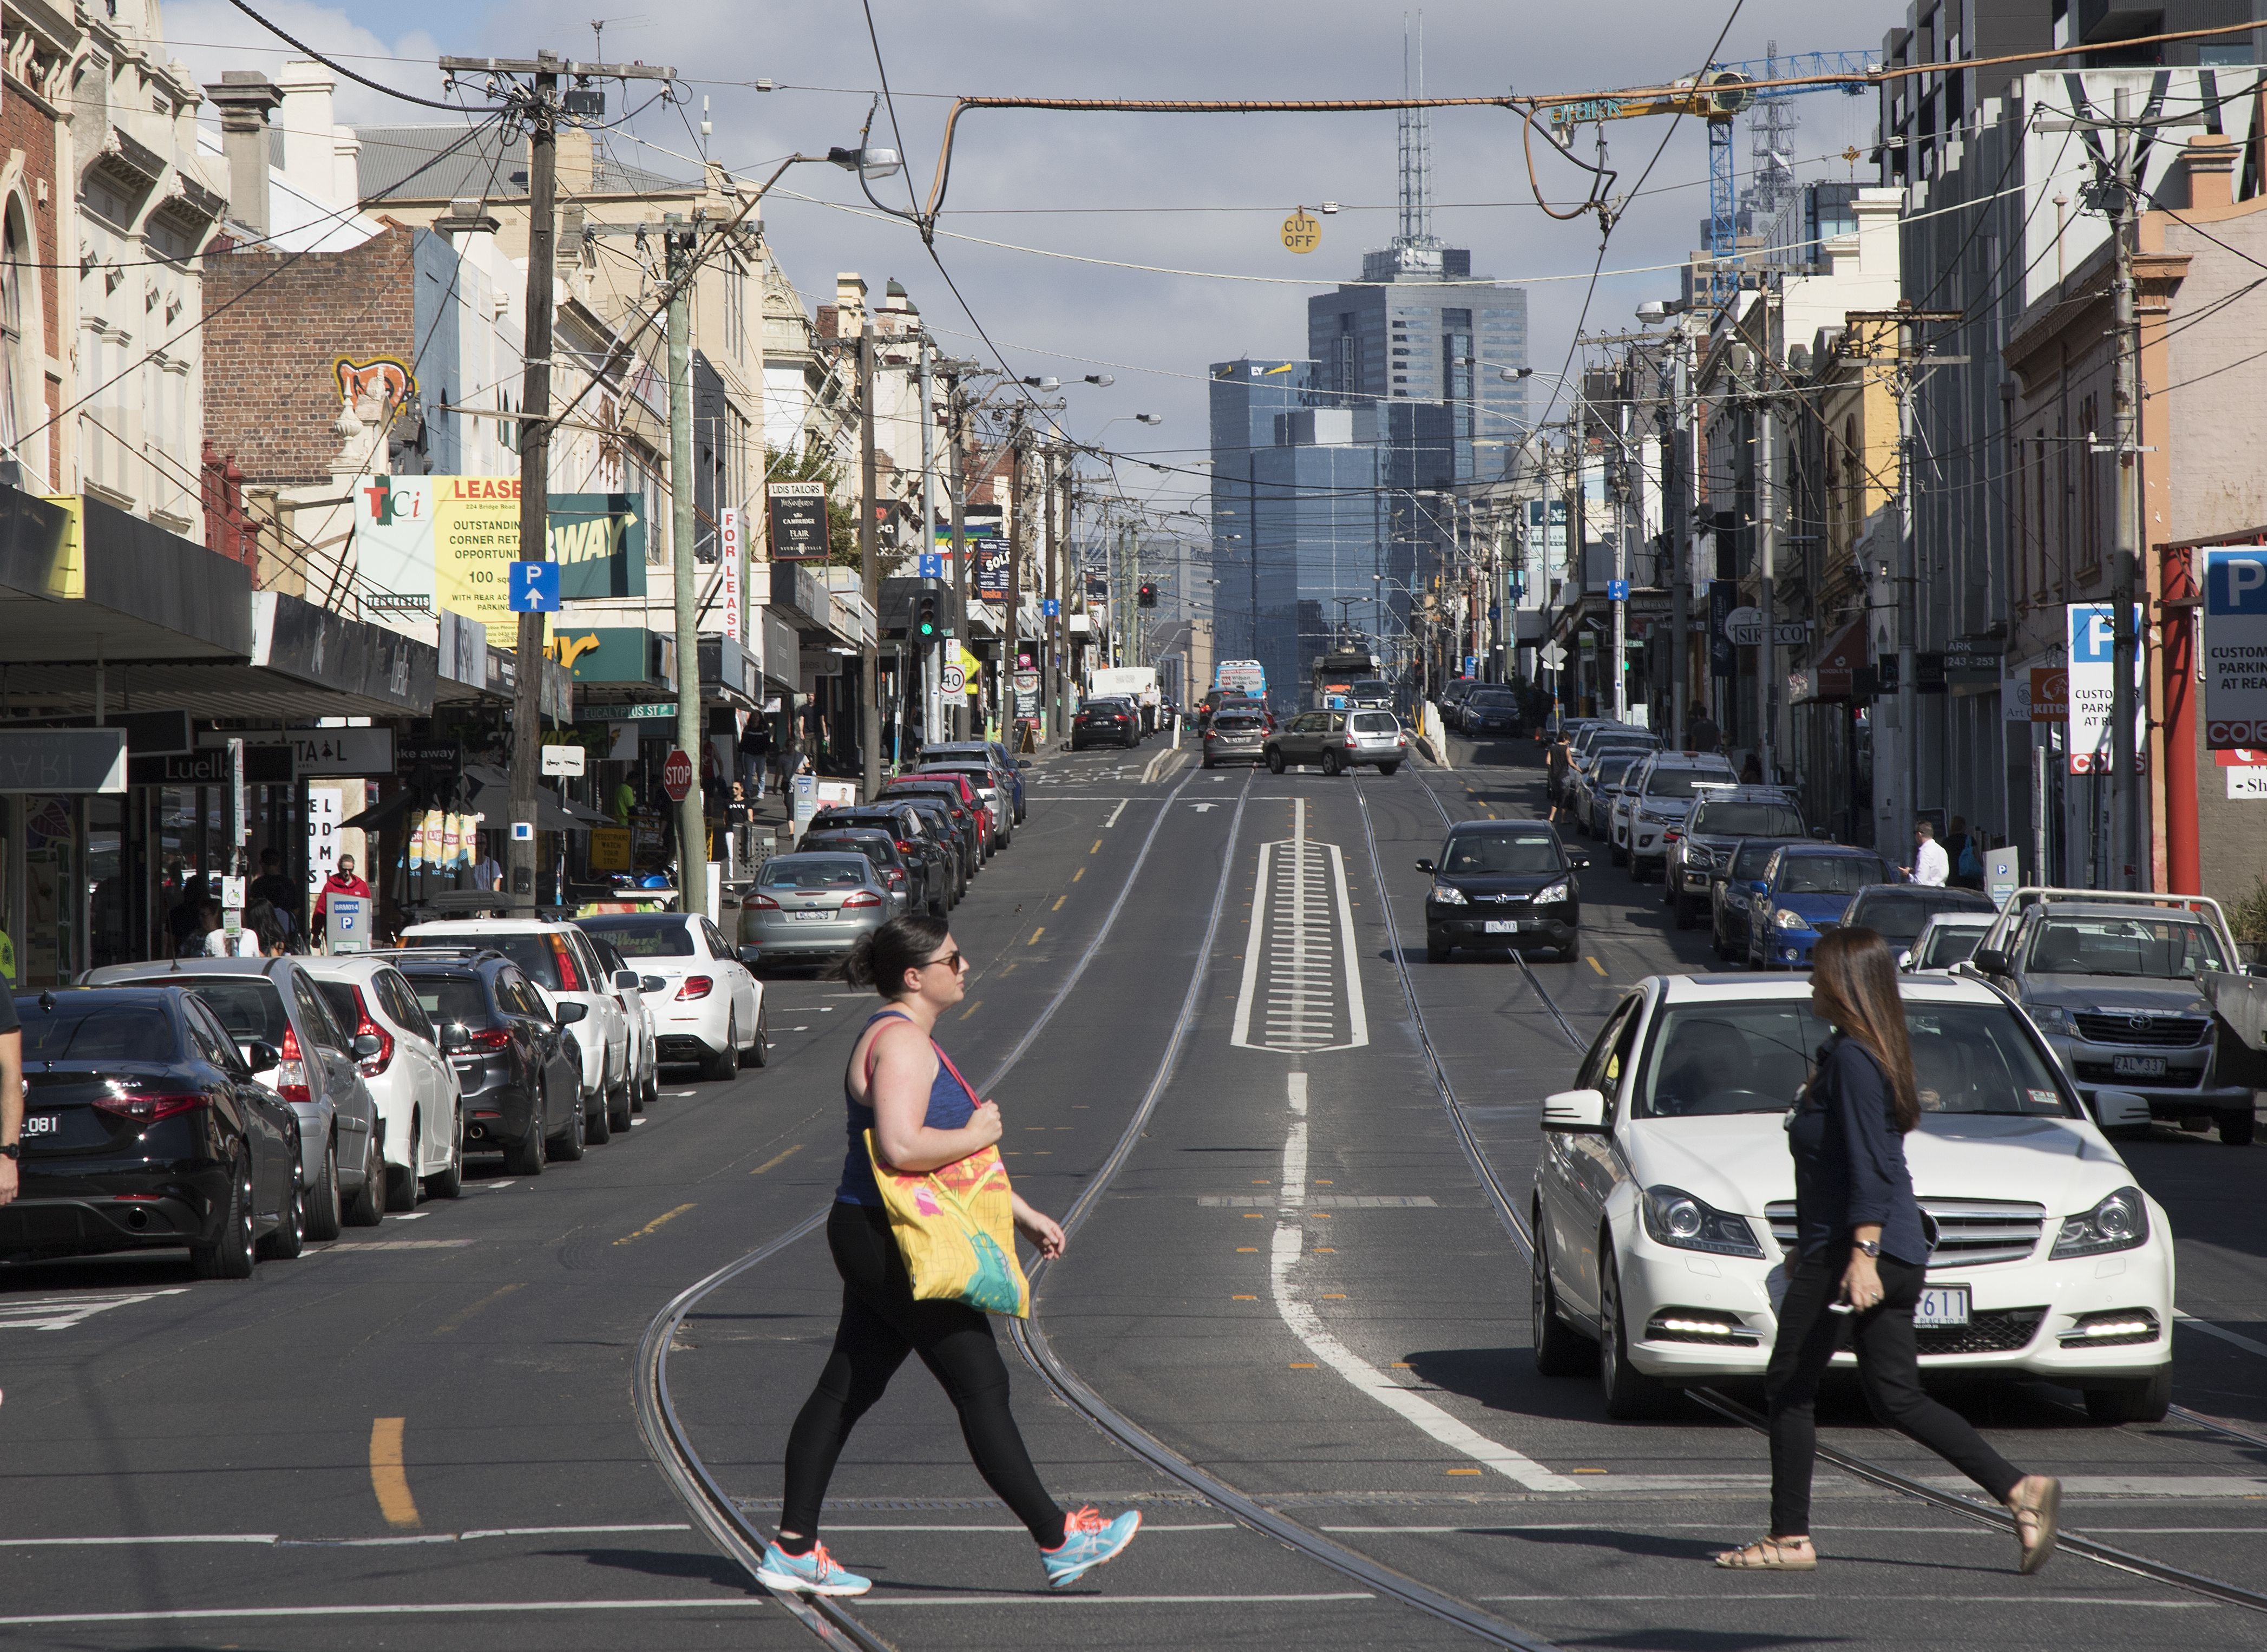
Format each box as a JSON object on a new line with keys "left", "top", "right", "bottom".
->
{"left": 1375, "top": 753, "right": 2267, "bottom": 1621}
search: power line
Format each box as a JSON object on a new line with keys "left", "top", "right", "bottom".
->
{"left": 222, "top": 0, "right": 503, "bottom": 114}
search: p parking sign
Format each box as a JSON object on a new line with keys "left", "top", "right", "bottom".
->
{"left": 2204, "top": 548, "right": 2267, "bottom": 749}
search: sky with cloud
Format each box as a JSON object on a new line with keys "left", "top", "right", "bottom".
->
{"left": 162, "top": 0, "right": 1909, "bottom": 519}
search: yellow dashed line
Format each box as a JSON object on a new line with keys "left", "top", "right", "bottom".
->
{"left": 369, "top": 1418, "right": 420, "bottom": 1529}
{"left": 1028, "top": 927, "right": 1045, "bottom": 945}
{"left": 1232, "top": 1294, "right": 1257, "bottom": 1301}
{"left": 1243, "top": 1212, "right": 1265, "bottom": 1219}
{"left": 960, "top": 999, "right": 982, "bottom": 1020}
{"left": 434, "top": 1282, "right": 522, "bottom": 1335}
{"left": 1315, "top": 1247, "right": 1336, "bottom": 1253}
{"left": 1052, "top": 895, "right": 1065, "bottom": 911}
{"left": 750, "top": 1145, "right": 804, "bottom": 1176}
{"left": 1237, "top": 1246, "right": 1258, "bottom": 1252}
{"left": 1446, "top": 1467, "right": 1482, "bottom": 1476}
{"left": 614, "top": 1202, "right": 696, "bottom": 1245}
{"left": 1091, "top": 840, "right": 1102, "bottom": 854}
{"left": 1321, "top": 1293, "right": 1347, "bottom": 1300}
{"left": 1072, "top": 867, "right": 1085, "bottom": 882}
{"left": 1587, "top": 955, "right": 1608, "bottom": 976}
{"left": 1289, "top": 1362, "right": 1318, "bottom": 1369}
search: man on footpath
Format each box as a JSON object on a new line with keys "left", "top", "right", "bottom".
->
{"left": 1903, "top": 820, "right": 1949, "bottom": 887}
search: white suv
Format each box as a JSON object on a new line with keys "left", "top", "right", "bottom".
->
{"left": 402, "top": 920, "right": 635, "bottom": 1140}
{"left": 304, "top": 958, "right": 466, "bottom": 1209}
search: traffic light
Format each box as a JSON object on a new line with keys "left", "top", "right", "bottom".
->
{"left": 1137, "top": 581, "right": 1157, "bottom": 608}
{"left": 916, "top": 594, "right": 938, "bottom": 639}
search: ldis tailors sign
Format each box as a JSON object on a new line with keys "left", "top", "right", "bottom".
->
{"left": 2205, "top": 547, "right": 2267, "bottom": 749}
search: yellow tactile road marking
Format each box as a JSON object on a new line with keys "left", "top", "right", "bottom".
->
{"left": 370, "top": 1419, "right": 420, "bottom": 1529}
{"left": 614, "top": 1203, "right": 696, "bottom": 1245}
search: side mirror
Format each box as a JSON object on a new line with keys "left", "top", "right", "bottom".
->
{"left": 739, "top": 946, "right": 763, "bottom": 969}
{"left": 1897, "top": 949, "right": 1915, "bottom": 972}
{"left": 2092, "top": 1089, "right": 2153, "bottom": 1131}
{"left": 1542, "top": 1087, "right": 1610, "bottom": 1133}
{"left": 440, "top": 1022, "right": 471, "bottom": 1054}
{"left": 1414, "top": 858, "right": 1437, "bottom": 875}
{"left": 613, "top": 969, "right": 641, "bottom": 992}
{"left": 641, "top": 974, "right": 668, "bottom": 994}
{"left": 555, "top": 1000, "right": 589, "bottom": 1026}
{"left": 244, "top": 1040, "right": 280, "bottom": 1074}
{"left": 351, "top": 1032, "right": 384, "bottom": 1060}
{"left": 1973, "top": 946, "right": 2010, "bottom": 975}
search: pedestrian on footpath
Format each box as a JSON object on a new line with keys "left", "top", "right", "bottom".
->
{"left": 1903, "top": 819, "right": 1948, "bottom": 887}
{"left": 1715, "top": 926, "right": 2061, "bottom": 1574}
{"left": 758, "top": 914, "right": 1142, "bottom": 1599}
{"left": 1686, "top": 709, "right": 1721, "bottom": 756}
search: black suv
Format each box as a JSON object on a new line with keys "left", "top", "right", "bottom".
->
{"left": 1417, "top": 819, "right": 1589, "bottom": 963}
{"left": 1665, "top": 785, "right": 1815, "bottom": 928}
{"left": 809, "top": 803, "right": 959, "bottom": 910}
{"left": 392, "top": 952, "right": 587, "bottom": 1174}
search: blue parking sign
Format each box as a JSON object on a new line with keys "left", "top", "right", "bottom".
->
{"left": 509, "top": 561, "right": 561, "bottom": 612}
{"left": 918, "top": 553, "right": 944, "bottom": 579}
{"left": 1042, "top": 598, "right": 1060, "bottom": 618}
{"left": 1607, "top": 579, "right": 1630, "bottom": 602}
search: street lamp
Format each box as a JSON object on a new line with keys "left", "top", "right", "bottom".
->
{"left": 827, "top": 145, "right": 901, "bottom": 179}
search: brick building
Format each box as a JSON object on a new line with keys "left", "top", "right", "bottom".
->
{"left": 0, "top": 0, "right": 79, "bottom": 493}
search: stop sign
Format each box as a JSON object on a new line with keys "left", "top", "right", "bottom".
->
{"left": 662, "top": 748, "right": 693, "bottom": 802}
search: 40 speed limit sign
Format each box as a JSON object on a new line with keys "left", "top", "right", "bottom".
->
{"left": 941, "top": 664, "right": 967, "bottom": 694}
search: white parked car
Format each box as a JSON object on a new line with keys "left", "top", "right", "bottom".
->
{"left": 1903, "top": 912, "right": 1995, "bottom": 974}
{"left": 575, "top": 911, "right": 765, "bottom": 1082}
{"left": 401, "top": 920, "right": 635, "bottom": 1140}
{"left": 303, "top": 958, "right": 465, "bottom": 1209}
{"left": 1532, "top": 972, "right": 2174, "bottom": 1424}
{"left": 582, "top": 927, "right": 660, "bottom": 1110}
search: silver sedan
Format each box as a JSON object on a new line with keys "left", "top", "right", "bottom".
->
{"left": 741, "top": 853, "right": 894, "bottom": 972}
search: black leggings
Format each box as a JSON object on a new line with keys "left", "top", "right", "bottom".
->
{"left": 781, "top": 1201, "right": 1064, "bottom": 1546}
{"left": 1766, "top": 1249, "right": 2024, "bottom": 1538}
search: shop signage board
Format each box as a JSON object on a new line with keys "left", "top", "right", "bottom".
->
{"left": 767, "top": 481, "right": 829, "bottom": 561}
{"left": 546, "top": 494, "right": 646, "bottom": 599}
{"left": 1943, "top": 641, "right": 2004, "bottom": 684}
{"left": 0, "top": 729, "right": 128, "bottom": 792}
{"left": 2029, "top": 666, "right": 2068, "bottom": 723}
{"left": 134, "top": 744, "right": 293, "bottom": 786}
{"left": 975, "top": 542, "right": 1011, "bottom": 602}
{"left": 2066, "top": 604, "right": 2142, "bottom": 773}
{"left": 306, "top": 786, "right": 343, "bottom": 899}
{"left": 2203, "top": 547, "right": 2267, "bottom": 748}
{"left": 357, "top": 480, "right": 645, "bottom": 641}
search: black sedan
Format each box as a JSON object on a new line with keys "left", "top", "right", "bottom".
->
{"left": 1, "top": 988, "right": 305, "bottom": 1277}
{"left": 1072, "top": 698, "right": 1141, "bottom": 749}
{"left": 395, "top": 954, "right": 586, "bottom": 1174}
{"left": 1416, "top": 820, "right": 1588, "bottom": 963}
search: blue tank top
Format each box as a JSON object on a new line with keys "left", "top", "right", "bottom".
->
{"left": 835, "top": 1008, "right": 980, "bottom": 1206}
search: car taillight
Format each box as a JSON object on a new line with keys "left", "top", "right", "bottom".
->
{"left": 549, "top": 934, "right": 582, "bottom": 991}
{"left": 352, "top": 986, "right": 395, "bottom": 1076}
{"left": 752, "top": 893, "right": 781, "bottom": 910}
{"left": 276, "top": 1026, "right": 310, "bottom": 1104}
{"left": 842, "top": 892, "right": 884, "bottom": 909}
{"left": 1664, "top": 830, "right": 1682, "bottom": 842}
{"left": 895, "top": 840, "right": 918, "bottom": 855}
{"left": 676, "top": 976, "right": 713, "bottom": 1001}
{"left": 884, "top": 868, "right": 905, "bottom": 885}
{"left": 93, "top": 1091, "right": 208, "bottom": 1124}
{"left": 469, "top": 1027, "right": 514, "bottom": 1052}
{"left": 1345, "top": 732, "right": 1359, "bottom": 748}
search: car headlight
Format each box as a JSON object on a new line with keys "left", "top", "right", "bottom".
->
{"left": 2051, "top": 1185, "right": 2150, "bottom": 1258}
{"left": 1640, "top": 805, "right": 1678, "bottom": 822}
{"left": 1641, "top": 1184, "right": 1765, "bottom": 1258}
{"left": 1534, "top": 879, "right": 1571, "bottom": 904}
{"left": 2029, "top": 1004, "right": 2074, "bottom": 1034}
{"left": 1773, "top": 907, "right": 1810, "bottom": 930}
{"left": 1431, "top": 883, "right": 1468, "bottom": 906}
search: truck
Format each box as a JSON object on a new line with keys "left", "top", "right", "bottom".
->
{"left": 1087, "top": 665, "right": 1162, "bottom": 733}
{"left": 1214, "top": 659, "right": 1267, "bottom": 701}
{"left": 1312, "top": 648, "right": 1379, "bottom": 711}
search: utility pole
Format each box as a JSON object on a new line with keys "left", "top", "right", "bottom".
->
{"left": 947, "top": 406, "right": 969, "bottom": 738}
{"left": 918, "top": 340, "right": 937, "bottom": 751}
{"left": 2108, "top": 84, "right": 2144, "bottom": 888}
{"left": 1613, "top": 403, "right": 1629, "bottom": 723}
{"left": 1042, "top": 444, "right": 1059, "bottom": 738}
{"left": 664, "top": 215, "right": 706, "bottom": 917}
{"left": 1758, "top": 390, "right": 1778, "bottom": 786}
{"left": 1896, "top": 320, "right": 1917, "bottom": 837}
{"left": 858, "top": 328, "right": 881, "bottom": 799}
{"left": 1670, "top": 322, "right": 1693, "bottom": 749}
{"left": 1005, "top": 416, "right": 1024, "bottom": 743}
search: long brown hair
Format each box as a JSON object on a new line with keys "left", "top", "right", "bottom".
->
{"left": 1811, "top": 926, "right": 1918, "bottom": 1131}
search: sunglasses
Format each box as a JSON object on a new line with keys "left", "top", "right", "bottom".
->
{"left": 918, "top": 950, "right": 967, "bottom": 974}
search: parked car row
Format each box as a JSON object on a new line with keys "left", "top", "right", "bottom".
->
{"left": 3, "top": 910, "right": 771, "bottom": 1281}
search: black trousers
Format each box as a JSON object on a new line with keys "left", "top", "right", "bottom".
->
{"left": 781, "top": 1201, "right": 1063, "bottom": 1546}
{"left": 1766, "top": 1249, "right": 2024, "bottom": 1538}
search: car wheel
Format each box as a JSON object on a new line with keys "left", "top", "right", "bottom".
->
{"left": 1610, "top": 840, "right": 1627, "bottom": 867}
{"left": 1663, "top": 875, "right": 1679, "bottom": 908}
{"left": 705, "top": 1014, "right": 739, "bottom": 1081}
{"left": 1597, "top": 1254, "right": 1677, "bottom": 1420}
{"left": 744, "top": 1006, "right": 769, "bottom": 1068}
{"left": 427, "top": 1110, "right": 464, "bottom": 1199}
{"left": 607, "top": 1071, "right": 634, "bottom": 1135}
{"left": 2219, "top": 1107, "right": 2256, "bottom": 1146}
{"left": 259, "top": 1157, "right": 306, "bottom": 1261}
{"left": 585, "top": 1084, "right": 613, "bottom": 1145}
{"left": 344, "top": 1132, "right": 385, "bottom": 1228}
{"left": 1379, "top": 762, "right": 1400, "bottom": 777}
{"left": 1672, "top": 893, "right": 1695, "bottom": 930}
{"left": 1532, "top": 1225, "right": 1595, "bottom": 1377}
{"left": 1322, "top": 750, "right": 1342, "bottom": 776}
{"left": 304, "top": 1135, "right": 343, "bottom": 1242}
{"left": 385, "top": 1118, "right": 421, "bottom": 1211}
{"left": 506, "top": 1112, "right": 546, "bottom": 1176}
{"left": 1267, "top": 750, "right": 1286, "bottom": 774}
{"left": 1426, "top": 936, "right": 1451, "bottom": 964}
{"left": 547, "top": 1093, "right": 587, "bottom": 1162}
{"left": 1201, "top": 756, "right": 1214, "bottom": 769}
{"left": 192, "top": 1154, "right": 258, "bottom": 1280}
{"left": 2085, "top": 1367, "right": 2172, "bottom": 1424}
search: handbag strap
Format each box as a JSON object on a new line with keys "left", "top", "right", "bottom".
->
{"left": 931, "top": 1043, "right": 981, "bottom": 1112}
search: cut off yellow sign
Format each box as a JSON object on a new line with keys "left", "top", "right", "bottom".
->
{"left": 1281, "top": 207, "right": 1321, "bottom": 254}
{"left": 430, "top": 477, "right": 529, "bottom": 643}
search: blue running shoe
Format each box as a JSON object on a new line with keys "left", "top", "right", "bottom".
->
{"left": 1041, "top": 1506, "right": 1142, "bottom": 1589}
{"left": 756, "top": 1540, "right": 872, "bottom": 1597}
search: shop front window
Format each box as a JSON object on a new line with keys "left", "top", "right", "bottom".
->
{"left": 22, "top": 795, "right": 78, "bottom": 987}
{"left": 88, "top": 795, "right": 127, "bottom": 968}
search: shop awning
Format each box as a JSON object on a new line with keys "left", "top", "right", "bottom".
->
{"left": 1799, "top": 618, "right": 1869, "bottom": 704}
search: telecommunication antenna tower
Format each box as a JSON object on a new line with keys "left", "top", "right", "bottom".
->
{"left": 1395, "top": 11, "right": 1439, "bottom": 254}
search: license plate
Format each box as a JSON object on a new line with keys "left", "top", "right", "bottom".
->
{"left": 21, "top": 1113, "right": 58, "bottom": 1136}
{"left": 785, "top": 909, "right": 834, "bottom": 923}
{"left": 2112, "top": 1054, "right": 2167, "bottom": 1078}
{"left": 1483, "top": 920, "right": 1525, "bottom": 934}
{"left": 1915, "top": 1286, "right": 1971, "bottom": 1328}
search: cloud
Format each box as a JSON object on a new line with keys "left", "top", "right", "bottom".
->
{"left": 166, "top": 0, "right": 444, "bottom": 126}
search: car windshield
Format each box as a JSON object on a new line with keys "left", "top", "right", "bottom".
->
{"left": 1352, "top": 680, "right": 1391, "bottom": 698}
{"left": 1442, "top": 830, "right": 1561, "bottom": 875}
{"left": 404, "top": 975, "right": 492, "bottom": 1025}
{"left": 1471, "top": 692, "right": 1517, "bottom": 708}
{"left": 1847, "top": 889, "right": 1993, "bottom": 942}
{"left": 1918, "top": 923, "right": 1989, "bottom": 969}
{"left": 1731, "top": 839, "right": 1801, "bottom": 880}
{"left": 170, "top": 978, "right": 291, "bottom": 1043}
{"left": 1214, "top": 714, "right": 1262, "bottom": 732}
{"left": 1638, "top": 1001, "right": 2072, "bottom": 1118}
{"left": 1692, "top": 802, "right": 1806, "bottom": 837}
{"left": 17, "top": 1000, "right": 179, "bottom": 1061}
{"left": 1351, "top": 712, "right": 1399, "bottom": 733}
{"left": 453, "top": 934, "right": 564, "bottom": 991}
{"left": 2024, "top": 916, "right": 2227, "bottom": 978}
{"left": 1596, "top": 756, "right": 1642, "bottom": 788}
{"left": 1643, "top": 768, "right": 1735, "bottom": 799}
{"left": 578, "top": 916, "right": 696, "bottom": 956}
{"left": 759, "top": 857, "right": 869, "bottom": 891}
{"left": 1778, "top": 855, "right": 1887, "bottom": 895}
{"left": 809, "top": 835, "right": 894, "bottom": 868}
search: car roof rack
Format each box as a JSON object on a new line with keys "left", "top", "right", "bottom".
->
{"left": 368, "top": 945, "right": 510, "bottom": 965}
{"left": 1975, "top": 886, "right": 2236, "bottom": 959}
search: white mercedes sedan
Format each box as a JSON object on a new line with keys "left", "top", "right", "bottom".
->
{"left": 1532, "top": 973, "right": 2174, "bottom": 1424}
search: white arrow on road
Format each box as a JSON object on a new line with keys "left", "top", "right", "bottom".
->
{"left": 1190, "top": 803, "right": 1218, "bottom": 813}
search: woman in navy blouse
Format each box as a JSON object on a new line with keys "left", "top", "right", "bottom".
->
{"left": 1715, "top": 926, "right": 2062, "bottom": 1573}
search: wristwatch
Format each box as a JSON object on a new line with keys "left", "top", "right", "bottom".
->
{"left": 0, "top": 1143, "right": 18, "bottom": 1161}
{"left": 1856, "top": 1238, "right": 1882, "bottom": 1257}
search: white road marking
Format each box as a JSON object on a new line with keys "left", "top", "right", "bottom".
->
{"left": 1477, "top": 1595, "right": 2212, "bottom": 1609}
{"left": 1269, "top": 1072, "right": 1578, "bottom": 1492}
{"left": 485, "top": 1181, "right": 516, "bottom": 1190}
{"left": 0, "top": 1523, "right": 694, "bottom": 1550}
{"left": 1103, "top": 798, "right": 1129, "bottom": 828}
{"left": 804, "top": 1523, "right": 1240, "bottom": 1533}
{"left": 389, "top": 1211, "right": 429, "bottom": 1221}
{"left": 0, "top": 1289, "right": 189, "bottom": 1332}
{"left": 855, "top": 1594, "right": 1375, "bottom": 1608}
{"left": 2176, "top": 1310, "right": 2267, "bottom": 1360}
{"left": 1231, "top": 799, "right": 1367, "bottom": 1053}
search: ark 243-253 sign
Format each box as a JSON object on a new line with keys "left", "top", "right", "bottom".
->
{"left": 768, "top": 481, "right": 829, "bottom": 562}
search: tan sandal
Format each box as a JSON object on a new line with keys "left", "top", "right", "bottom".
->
{"left": 1713, "top": 1536, "right": 1817, "bottom": 1570}
{"left": 2009, "top": 1476, "right": 2061, "bottom": 1575}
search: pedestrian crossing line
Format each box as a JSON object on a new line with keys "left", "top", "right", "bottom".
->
{"left": 0, "top": 1289, "right": 189, "bottom": 1332}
